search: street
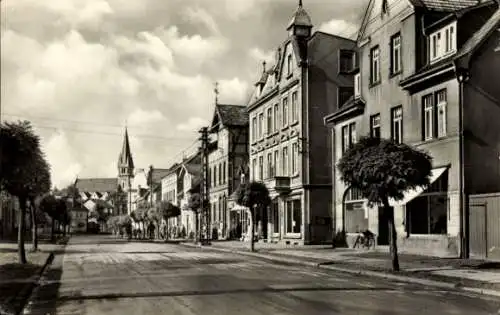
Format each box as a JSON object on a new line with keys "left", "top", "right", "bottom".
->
{"left": 23, "top": 235, "right": 500, "bottom": 315}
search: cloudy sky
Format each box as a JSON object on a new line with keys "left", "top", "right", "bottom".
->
{"left": 1, "top": 0, "right": 368, "bottom": 189}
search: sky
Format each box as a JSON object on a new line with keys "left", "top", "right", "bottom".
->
{"left": 0, "top": 0, "right": 368, "bottom": 189}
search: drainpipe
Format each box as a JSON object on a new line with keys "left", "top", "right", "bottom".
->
{"left": 456, "top": 67, "right": 470, "bottom": 259}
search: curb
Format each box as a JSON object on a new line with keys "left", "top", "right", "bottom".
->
{"left": 11, "top": 252, "right": 55, "bottom": 315}
{"left": 180, "top": 242, "right": 500, "bottom": 299}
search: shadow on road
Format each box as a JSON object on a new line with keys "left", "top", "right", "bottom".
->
{"left": 51, "top": 286, "right": 453, "bottom": 302}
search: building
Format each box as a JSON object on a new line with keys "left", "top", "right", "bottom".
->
{"left": 70, "top": 206, "right": 88, "bottom": 233}
{"left": 177, "top": 152, "right": 202, "bottom": 238}
{"left": 246, "top": 2, "right": 356, "bottom": 245}
{"left": 207, "top": 104, "right": 249, "bottom": 240}
{"left": 74, "top": 178, "right": 118, "bottom": 213}
{"left": 324, "top": 0, "right": 500, "bottom": 257}
{"left": 161, "top": 163, "right": 183, "bottom": 227}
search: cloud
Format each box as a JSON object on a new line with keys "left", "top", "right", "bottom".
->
{"left": 318, "top": 18, "right": 359, "bottom": 39}
{"left": 249, "top": 47, "right": 275, "bottom": 65}
{"left": 43, "top": 131, "right": 83, "bottom": 188}
{"left": 1, "top": 0, "right": 363, "bottom": 188}
{"left": 183, "top": 6, "right": 220, "bottom": 35}
{"left": 176, "top": 117, "right": 207, "bottom": 132}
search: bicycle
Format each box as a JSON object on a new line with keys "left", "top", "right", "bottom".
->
{"left": 353, "top": 229, "right": 376, "bottom": 249}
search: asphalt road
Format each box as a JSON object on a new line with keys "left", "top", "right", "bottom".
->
{"left": 22, "top": 235, "right": 500, "bottom": 315}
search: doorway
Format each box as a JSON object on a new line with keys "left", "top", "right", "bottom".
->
{"left": 377, "top": 206, "right": 390, "bottom": 245}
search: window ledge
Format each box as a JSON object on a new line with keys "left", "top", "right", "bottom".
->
{"left": 284, "top": 233, "right": 302, "bottom": 239}
{"left": 286, "top": 73, "right": 293, "bottom": 80}
{"left": 290, "top": 121, "right": 299, "bottom": 127}
{"left": 369, "top": 81, "right": 381, "bottom": 88}
{"left": 281, "top": 125, "right": 289, "bottom": 131}
{"left": 389, "top": 70, "right": 402, "bottom": 79}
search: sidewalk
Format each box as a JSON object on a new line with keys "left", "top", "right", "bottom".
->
{"left": 0, "top": 238, "right": 67, "bottom": 315}
{"left": 181, "top": 240, "right": 500, "bottom": 298}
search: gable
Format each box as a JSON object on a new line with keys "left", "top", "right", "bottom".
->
{"left": 358, "top": 0, "right": 414, "bottom": 43}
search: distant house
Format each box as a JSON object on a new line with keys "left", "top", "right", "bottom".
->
{"left": 75, "top": 177, "right": 118, "bottom": 213}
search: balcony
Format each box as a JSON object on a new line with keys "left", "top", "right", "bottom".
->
{"left": 267, "top": 176, "right": 291, "bottom": 194}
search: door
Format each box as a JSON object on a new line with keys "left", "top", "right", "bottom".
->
{"left": 469, "top": 204, "right": 487, "bottom": 259}
{"left": 377, "top": 206, "right": 389, "bottom": 245}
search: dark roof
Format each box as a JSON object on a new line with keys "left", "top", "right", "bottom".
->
{"left": 287, "top": 2, "right": 312, "bottom": 30}
{"left": 185, "top": 164, "right": 202, "bottom": 176}
{"left": 408, "top": 0, "right": 481, "bottom": 11}
{"left": 75, "top": 178, "right": 117, "bottom": 193}
{"left": 150, "top": 168, "right": 170, "bottom": 184}
{"left": 456, "top": 7, "right": 500, "bottom": 60}
{"left": 215, "top": 104, "right": 249, "bottom": 127}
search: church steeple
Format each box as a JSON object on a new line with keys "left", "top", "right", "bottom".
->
{"left": 118, "top": 127, "right": 134, "bottom": 190}
{"left": 287, "top": 0, "right": 313, "bottom": 38}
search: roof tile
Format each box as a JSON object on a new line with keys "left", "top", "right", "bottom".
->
{"left": 216, "top": 104, "right": 249, "bottom": 127}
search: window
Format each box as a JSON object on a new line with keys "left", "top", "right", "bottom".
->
{"left": 267, "top": 152, "right": 274, "bottom": 177}
{"left": 274, "top": 104, "right": 280, "bottom": 131}
{"left": 271, "top": 200, "right": 279, "bottom": 233}
{"left": 218, "top": 163, "right": 222, "bottom": 185}
{"left": 391, "top": 106, "right": 403, "bottom": 143}
{"left": 339, "top": 50, "right": 354, "bottom": 73}
{"left": 422, "top": 89, "right": 447, "bottom": 141}
{"left": 274, "top": 150, "right": 280, "bottom": 176}
{"left": 267, "top": 107, "right": 273, "bottom": 135}
{"left": 213, "top": 165, "right": 217, "bottom": 186}
{"left": 251, "top": 117, "right": 257, "bottom": 142}
{"left": 341, "top": 122, "right": 356, "bottom": 153}
{"left": 282, "top": 97, "right": 289, "bottom": 127}
{"left": 370, "top": 114, "right": 381, "bottom": 138}
{"left": 370, "top": 46, "right": 380, "bottom": 84}
{"left": 223, "top": 161, "right": 226, "bottom": 184}
{"left": 282, "top": 147, "right": 289, "bottom": 176}
{"left": 291, "top": 91, "right": 298, "bottom": 122}
{"left": 258, "top": 113, "right": 264, "bottom": 139}
{"left": 354, "top": 73, "right": 361, "bottom": 98}
{"left": 292, "top": 142, "right": 299, "bottom": 175}
{"left": 390, "top": 33, "right": 401, "bottom": 75}
{"left": 430, "top": 22, "right": 457, "bottom": 63}
{"left": 345, "top": 187, "right": 367, "bottom": 233}
{"left": 287, "top": 54, "right": 292, "bottom": 76}
{"left": 338, "top": 87, "right": 354, "bottom": 107}
{"left": 407, "top": 171, "right": 448, "bottom": 235}
{"left": 286, "top": 199, "right": 301, "bottom": 234}
{"left": 423, "top": 94, "right": 434, "bottom": 140}
{"left": 258, "top": 156, "right": 264, "bottom": 181}
{"left": 251, "top": 158, "right": 256, "bottom": 180}
{"left": 437, "top": 90, "right": 447, "bottom": 137}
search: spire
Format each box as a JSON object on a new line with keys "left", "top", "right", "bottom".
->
{"left": 262, "top": 60, "right": 267, "bottom": 73}
{"left": 214, "top": 81, "right": 219, "bottom": 105}
{"left": 119, "top": 127, "right": 134, "bottom": 170}
{"left": 287, "top": 0, "right": 312, "bottom": 32}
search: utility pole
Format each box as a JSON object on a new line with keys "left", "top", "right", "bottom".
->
{"left": 199, "top": 127, "right": 210, "bottom": 245}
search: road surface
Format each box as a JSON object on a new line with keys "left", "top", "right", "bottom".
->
{"left": 22, "top": 235, "right": 500, "bottom": 315}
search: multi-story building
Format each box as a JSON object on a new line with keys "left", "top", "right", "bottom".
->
{"left": 207, "top": 104, "right": 249, "bottom": 240}
{"left": 178, "top": 152, "right": 202, "bottom": 238}
{"left": 161, "top": 163, "right": 182, "bottom": 227}
{"left": 324, "top": 0, "right": 500, "bottom": 256}
{"left": 247, "top": 2, "right": 356, "bottom": 245}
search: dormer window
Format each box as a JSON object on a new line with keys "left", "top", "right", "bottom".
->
{"left": 429, "top": 22, "right": 457, "bottom": 64}
{"left": 287, "top": 54, "right": 292, "bottom": 76}
{"left": 339, "top": 50, "right": 354, "bottom": 73}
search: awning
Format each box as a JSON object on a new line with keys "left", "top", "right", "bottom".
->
{"left": 389, "top": 166, "right": 448, "bottom": 207}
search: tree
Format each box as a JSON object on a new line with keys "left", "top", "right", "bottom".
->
{"left": 39, "top": 194, "right": 58, "bottom": 241}
{"left": 187, "top": 193, "right": 201, "bottom": 243}
{"left": 0, "top": 121, "right": 52, "bottom": 263}
{"left": 108, "top": 185, "right": 127, "bottom": 215}
{"left": 28, "top": 158, "right": 51, "bottom": 252}
{"left": 337, "top": 136, "right": 433, "bottom": 271}
{"left": 235, "top": 181, "right": 271, "bottom": 252}
{"left": 157, "top": 201, "right": 181, "bottom": 240}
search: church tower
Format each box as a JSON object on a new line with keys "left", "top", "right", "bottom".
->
{"left": 117, "top": 127, "right": 135, "bottom": 192}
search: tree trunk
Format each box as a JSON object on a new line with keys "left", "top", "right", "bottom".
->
{"left": 195, "top": 211, "right": 200, "bottom": 244}
{"left": 18, "top": 197, "right": 27, "bottom": 264}
{"left": 30, "top": 200, "right": 38, "bottom": 252}
{"left": 383, "top": 199, "right": 400, "bottom": 272}
{"left": 248, "top": 207, "right": 255, "bottom": 252}
{"left": 51, "top": 219, "right": 55, "bottom": 242}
